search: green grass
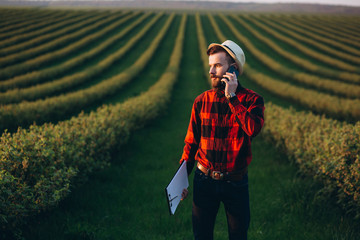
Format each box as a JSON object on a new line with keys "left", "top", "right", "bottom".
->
{"left": 17, "top": 14, "right": 360, "bottom": 240}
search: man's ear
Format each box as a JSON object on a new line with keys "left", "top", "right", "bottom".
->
{"left": 230, "top": 63, "right": 238, "bottom": 70}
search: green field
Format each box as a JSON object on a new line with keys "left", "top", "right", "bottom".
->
{"left": 0, "top": 8, "right": 359, "bottom": 239}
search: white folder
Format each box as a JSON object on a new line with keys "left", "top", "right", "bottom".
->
{"left": 165, "top": 160, "right": 189, "bottom": 215}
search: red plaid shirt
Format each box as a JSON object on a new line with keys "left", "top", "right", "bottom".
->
{"left": 181, "top": 86, "right": 265, "bottom": 173}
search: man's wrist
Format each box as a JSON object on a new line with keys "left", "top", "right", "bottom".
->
{"left": 225, "top": 92, "right": 236, "bottom": 99}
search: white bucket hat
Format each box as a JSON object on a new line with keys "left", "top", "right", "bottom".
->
{"left": 207, "top": 40, "right": 246, "bottom": 75}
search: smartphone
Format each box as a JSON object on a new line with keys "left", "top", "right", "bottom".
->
{"left": 221, "top": 65, "right": 239, "bottom": 87}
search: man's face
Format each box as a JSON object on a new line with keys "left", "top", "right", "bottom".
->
{"left": 208, "top": 52, "right": 230, "bottom": 89}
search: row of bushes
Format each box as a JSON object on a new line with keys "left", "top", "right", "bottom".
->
{"left": 287, "top": 14, "right": 360, "bottom": 48}
{"left": 1, "top": 9, "right": 49, "bottom": 31}
{"left": 239, "top": 15, "right": 360, "bottom": 81}
{"left": 0, "top": 10, "right": 72, "bottom": 47}
{"left": 0, "top": 13, "right": 186, "bottom": 234}
{"left": 0, "top": 11, "right": 100, "bottom": 57}
{"left": 0, "top": 12, "right": 141, "bottom": 92}
{"left": 0, "top": 9, "right": 42, "bottom": 29}
{"left": 303, "top": 14, "right": 359, "bottom": 29}
{"left": 263, "top": 103, "right": 360, "bottom": 219}
{"left": 0, "top": 12, "right": 110, "bottom": 67}
{"left": 245, "top": 66, "right": 360, "bottom": 121}
{"left": 212, "top": 14, "right": 360, "bottom": 121}
{"left": 250, "top": 14, "right": 360, "bottom": 70}
{"left": 0, "top": 13, "right": 149, "bottom": 101}
{"left": 0, "top": 10, "right": 90, "bottom": 50}
{"left": 221, "top": 14, "right": 360, "bottom": 97}
{"left": 0, "top": 10, "right": 69, "bottom": 43}
{"left": 307, "top": 14, "right": 360, "bottom": 42}
{"left": 197, "top": 13, "right": 360, "bottom": 218}
{"left": 258, "top": 13, "right": 360, "bottom": 56}
{"left": 0, "top": 11, "right": 126, "bottom": 80}
{"left": 195, "top": 14, "right": 211, "bottom": 84}
{"left": 0, "top": 9, "right": 39, "bottom": 28}
{"left": 324, "top": 17, "right": 360, "bottom": 35}
{"left": 256, "top": 15, "right": 360, "bottom": 65}
{"left": 0, "top": 13, "right": 173, "bottom": 132}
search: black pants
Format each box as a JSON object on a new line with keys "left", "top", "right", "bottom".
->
{"left": 192, "top": 169, "right": 250, "bottom": 240}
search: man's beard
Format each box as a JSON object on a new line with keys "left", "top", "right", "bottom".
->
{"left": 210, "top": 75, "right": 224, "bottom": 89}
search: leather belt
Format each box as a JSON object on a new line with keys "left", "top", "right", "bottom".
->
{"left": 197, "top": 162, "right": 247, "bottom": 181}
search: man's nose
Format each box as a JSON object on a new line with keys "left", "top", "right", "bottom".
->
{"left": 209, "top": 66, "right": 215, "bottom": 75}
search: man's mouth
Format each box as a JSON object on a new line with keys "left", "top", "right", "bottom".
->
{"left": 210, "top": 75, "right": 222, "bottom": 79}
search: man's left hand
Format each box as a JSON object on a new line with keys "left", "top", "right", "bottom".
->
{"left": 221, "top": 71, "right": 238, "bottom": 95}
{"left": 181, "top": 188, "right": 188, "bottom": 201}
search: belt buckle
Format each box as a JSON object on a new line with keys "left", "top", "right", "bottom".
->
{"left": 211, "top": 171, "right": 224, "bottom": 180}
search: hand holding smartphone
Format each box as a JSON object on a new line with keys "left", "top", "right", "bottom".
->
{"left": 221, "top": 65, "right": 239, "bottom": 88}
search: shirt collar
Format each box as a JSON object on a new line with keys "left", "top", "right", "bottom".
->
{"left": 216, "top": 89, "right": 225, "bottom": 98}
